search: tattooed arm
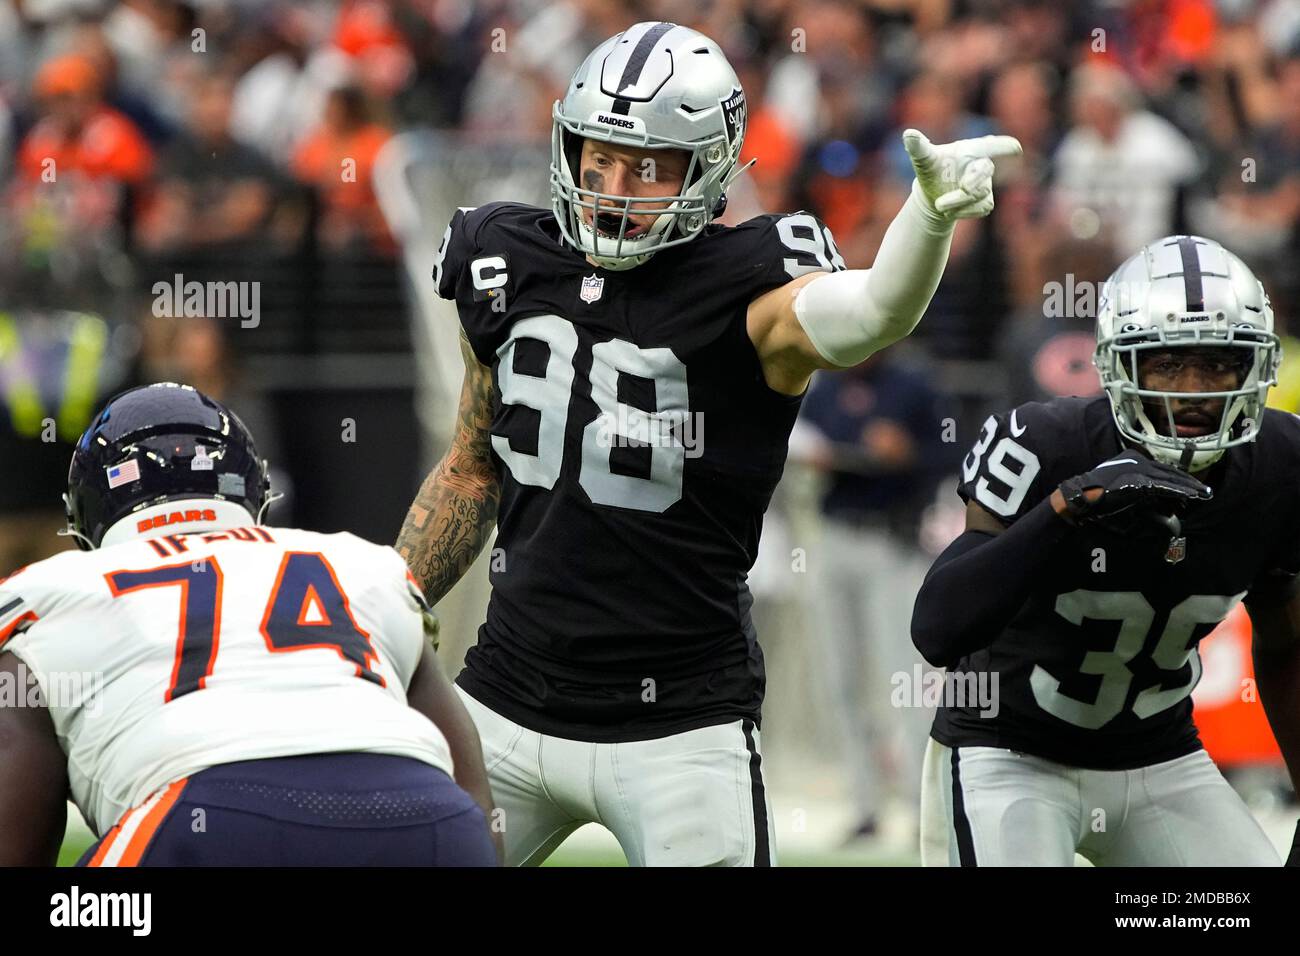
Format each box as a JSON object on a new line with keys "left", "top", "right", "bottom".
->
{"left": 397, "top": 331, "right": 501, "bottom": 604}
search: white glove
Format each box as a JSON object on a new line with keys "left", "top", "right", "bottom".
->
{"left": 902, "top": 128, "right": 1022, "bottom": 223}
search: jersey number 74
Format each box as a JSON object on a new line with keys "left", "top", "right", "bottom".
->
{"left": 106, "top": 552, "right": 383, "bottom": 702}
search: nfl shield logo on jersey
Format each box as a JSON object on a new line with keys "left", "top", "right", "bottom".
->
{"left": 580, "top": 274, "right": 604, "bottom": 303}
{"left": 1164, "top": 534, "right": 1187, "bottom": 564}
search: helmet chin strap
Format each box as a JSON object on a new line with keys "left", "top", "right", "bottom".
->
{"left": 59, "top": 492, "right": 96, "bottom": 551}
{"left": 256, "top": 490, "right": 284, "bottom": 524}
{"left": 579, "top": 216, "right": 660, "bottom": 270}
{"left": 1128, "top": 395, "right": 1227, "bottom": 473}
{"left": 57, "top": 525, "right": 96, "bottom": 551}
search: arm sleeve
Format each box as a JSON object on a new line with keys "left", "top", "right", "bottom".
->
{"left": 792, "top": 181, "right": 955, "bottom": 367}
{"left": 911, "top": 497, "right": 1073, "bottom": 668}
{"left": 911, "top": 402, "right": 1070, "bottom": 667}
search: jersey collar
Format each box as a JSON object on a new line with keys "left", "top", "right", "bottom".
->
{"left": 100, "top": 498, "right": 257, "bottom": 549}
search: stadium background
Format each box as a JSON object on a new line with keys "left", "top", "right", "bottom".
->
{"left": 2, "top": 0, "right": 1298, "bottom": 865}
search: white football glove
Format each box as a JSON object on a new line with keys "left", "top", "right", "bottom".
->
{"left": 902, "top": 128, "right": 1022, "bottom": 222}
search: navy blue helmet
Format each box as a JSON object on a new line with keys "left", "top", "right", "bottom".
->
{"left": 65, "top": 383, "right": 271, "bottom": 549}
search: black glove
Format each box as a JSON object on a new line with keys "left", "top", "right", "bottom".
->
{"left": 1287, "top": 820, "right": 1300, "bottom": 867}
{"left": 1057, "top": 449, "right": 1212, "bottom": 530}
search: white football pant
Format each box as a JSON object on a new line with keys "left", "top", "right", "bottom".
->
{"left": 920, "top": 738, "right": 1279, "bottom": 866}
{"left": 457, "top": 685, "right": 777, "bottom": 866}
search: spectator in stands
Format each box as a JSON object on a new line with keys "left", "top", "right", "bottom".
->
{"left": 137, "top": 71, "right": 284, "bottom": 253}
{"left": 0, "top": 309, "right": 134, "bottom": 575}
{"left": 877, "top": 68, "right": 1009, "bottom": 360}
{"left": 292, "top": 84, "right": 394, "bottom": 253}
{"left": 884, "top": 69, "right": 995, "bottom": 186}
{"left": 15, "top": 53, "right": 154, "bottom": 198}
{"left": 987, "top": 60, "right": 1063, "bottom": 309}
{"left": 228, "top": 6, "right": 351, "bottom": 165}
{"left": 1198, "top": 51, "right": 1300, "bottom": 261}
{"left": 735, "top": 59, "right": 799, "bottom": 216}
{"left": 7, "top": 53, "right": 155, "bottom": 308}
{"left": 1051, "top": 60, "right": 1200, "bottom": 251}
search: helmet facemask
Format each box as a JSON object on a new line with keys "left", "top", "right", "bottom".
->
{"left": 550, "top": 107, "right": 749, "bottom": 270}
{"left": 1097, "top": 326, "right": 1280, "bottom": 471}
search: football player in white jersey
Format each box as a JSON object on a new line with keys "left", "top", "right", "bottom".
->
{"left": 0, "top": 383, "right": 498, "bottom": 866}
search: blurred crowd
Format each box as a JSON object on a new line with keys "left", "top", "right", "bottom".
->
{"left": 1, "top": 0, "right": 1297, "bottom": 457}
{"left": 2, "top": 0, "right": 1299, "bottom": 398}
{"left": 4, "top": 0, "right": 1300, "bottom": 843}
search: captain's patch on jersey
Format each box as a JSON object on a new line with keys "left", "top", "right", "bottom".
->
{"left": 106, "top": 459, "right": 140, "bottom": 489}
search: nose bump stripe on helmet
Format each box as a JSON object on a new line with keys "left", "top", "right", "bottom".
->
{"left": 605, "top": 21, "right": 678, "bottom": 114}
{"left": 1175, "top": 236, "right": 1206, "bottom": 311}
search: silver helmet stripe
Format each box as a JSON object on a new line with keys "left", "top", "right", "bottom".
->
{"left": 608, "top": 21, "right": 678, "bottom": 114}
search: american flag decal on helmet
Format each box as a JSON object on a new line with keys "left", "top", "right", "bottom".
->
{"left": 106, "top": 459, "right": 141, "bottom": 489}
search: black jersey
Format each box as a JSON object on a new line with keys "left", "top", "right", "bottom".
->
{"left": 931, "top": 395, "right": 1300, "bottom": 769}
{"left": 432, "top": 201, "right": 845, "bottom": 740}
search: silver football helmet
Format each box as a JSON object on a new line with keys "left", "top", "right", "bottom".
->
{"left": 549, "top": 21, "right": 753, "bottom": 270}
{"left": 1095, "top": 235, "right": 1281, "bottom": 471}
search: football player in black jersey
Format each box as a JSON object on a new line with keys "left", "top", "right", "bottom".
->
{"left": 912, "top": 234, "right": 1300, "bottom": 866}
{"left": 397, "top": 20, "right": 1020, "bottom": 866}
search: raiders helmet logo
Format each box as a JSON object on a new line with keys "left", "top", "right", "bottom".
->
{"left": 719, "top": 87, "right": 746, "bottom": 156}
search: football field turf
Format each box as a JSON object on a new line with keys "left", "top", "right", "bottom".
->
{"left": 56, "top": 816, "right": 918, "bottom": 867}
{"left": 58, "top": 803, "right": 1298, "bottom": 867}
